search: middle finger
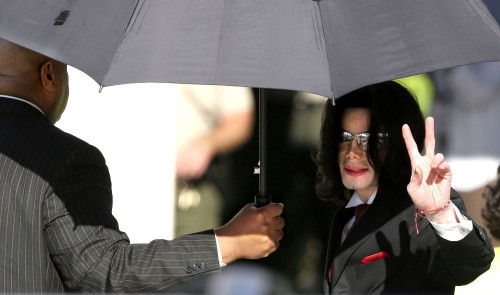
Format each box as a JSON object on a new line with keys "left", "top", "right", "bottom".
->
{"left": 424, "top": 117, "right": 436, "bottom": 157}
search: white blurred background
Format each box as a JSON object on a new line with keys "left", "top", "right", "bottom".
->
{"left": 56, "top": 67, "right": 178, "bottom": 242}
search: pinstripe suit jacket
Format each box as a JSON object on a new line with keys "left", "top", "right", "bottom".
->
{"left": 0, "top": 96, "right": 220, "bottom": 293}
{"left": 324, "top": 186, "right": 494, "bottom": 294}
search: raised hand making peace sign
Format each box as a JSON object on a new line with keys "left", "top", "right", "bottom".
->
{"left": 402, "top": 117, "right": 457, "bottom": 223}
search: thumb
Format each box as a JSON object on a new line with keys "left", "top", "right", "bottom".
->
{"left": 407, "top": 166, "right": 422, "bottom": 193}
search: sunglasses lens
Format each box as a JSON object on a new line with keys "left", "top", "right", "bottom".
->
{"left": 340, "top": 132, "right": 352, "bottom": 143}
{"left": 356, "top": 134, "right": 370, "bottom": 146}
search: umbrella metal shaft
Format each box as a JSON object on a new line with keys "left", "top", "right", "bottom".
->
{"left": 255, "top": 88, "right": 271, "bottom": 207}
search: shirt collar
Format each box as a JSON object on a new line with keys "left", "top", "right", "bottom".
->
{"left": 345, "top": 189, "right": 378, "bottom": 208}
{"left": 0, "top": 94, "right": 46, "bottom": 116}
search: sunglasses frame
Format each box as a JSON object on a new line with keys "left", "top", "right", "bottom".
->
{"left": 339, "top": 131, "right": 389, "bottom": 148}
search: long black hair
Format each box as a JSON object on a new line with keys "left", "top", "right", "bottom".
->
{"left": 314, "top": 81, "right": 425, "bottom": 204}
{"left": 482, "top": 166, "right": 500, "bottom": 240}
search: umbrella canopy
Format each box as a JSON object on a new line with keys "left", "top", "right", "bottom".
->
{"left": 1, "top": 0, "right": 500, "bottom": 99}
{"left": 2, "top": 0, "right": 500, "bottom": 203}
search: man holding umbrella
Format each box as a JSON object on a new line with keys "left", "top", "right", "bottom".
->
{"left": 0, "top": 38, "right": 284, "bottom": 293}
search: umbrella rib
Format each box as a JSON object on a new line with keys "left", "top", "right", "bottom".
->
{"left": 100, "top": 0, "right": 143, "bottom": 88}
{"left": 315, "top": 0, "right": 335, "bottom": 99}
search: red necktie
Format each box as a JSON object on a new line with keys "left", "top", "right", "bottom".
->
{"left": 347, "top": 203, "right": 370, "bottom": 235}
{"left": 328, "top": 204, "right": 370, "bottom": 284}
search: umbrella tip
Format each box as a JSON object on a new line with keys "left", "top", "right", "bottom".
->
{"left": 98, "top": 85, "right": 104, "bottom": 93}
{"left": 329, "top": 98, "right": 335, "bottom": 106}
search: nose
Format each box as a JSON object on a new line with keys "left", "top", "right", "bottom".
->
{"left": 345, "top": 140, "right": 365, "bottom": 157}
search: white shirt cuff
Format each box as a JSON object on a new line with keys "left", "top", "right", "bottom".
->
{"left": 428, "top": 204, "right": 473, "bottom": 241}
{"left": 214, "top": 232, "right": 227, "bottom": 268}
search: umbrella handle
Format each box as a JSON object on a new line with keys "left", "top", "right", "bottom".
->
{"left": 254, "top": 194, "right": 271, "bottom": 208}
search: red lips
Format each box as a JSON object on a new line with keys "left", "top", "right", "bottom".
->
{"left": 344, "top": 165, "right": 368, "bottom": 176}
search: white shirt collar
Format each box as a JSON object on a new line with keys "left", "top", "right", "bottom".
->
{"left": 345, "top": 189, "right": 378, "bottom": 208}
{"left": 0, "top": 94, "right": 46, "bottom": 116}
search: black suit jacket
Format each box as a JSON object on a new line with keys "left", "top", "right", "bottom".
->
{"left": 0, "top": 97, "right": 220, "bottom": 293}
{"left": 324, "top": 185, "right": 494, "bottom": 294}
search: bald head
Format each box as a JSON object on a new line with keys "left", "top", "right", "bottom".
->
{"left": 0, "top": 38, "right": 46, "bottom": 79}
{"left": 0, "top": 38, "right": 69, "bottom": 123}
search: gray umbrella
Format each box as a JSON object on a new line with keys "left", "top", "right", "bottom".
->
{"left": 2, "top": 0, "right": 500, "bottom": 204}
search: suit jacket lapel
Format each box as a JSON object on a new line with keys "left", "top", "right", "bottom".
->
{"left": 324, "top": 206, "right": 353, "bottom": 292}
{"left": 329, "top": 187, "right": 412, "bottom": 288}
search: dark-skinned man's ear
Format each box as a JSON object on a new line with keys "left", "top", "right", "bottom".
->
{"left": 40, "top": 61, "right": 56, "bottom": 92}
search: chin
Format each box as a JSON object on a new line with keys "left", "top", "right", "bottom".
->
{"left": 342, "top": 178, "right": 369, "bottom": 189}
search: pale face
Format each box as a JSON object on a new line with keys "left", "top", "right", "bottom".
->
{"left": 338, "top": 108, "right": 379, "bottom": 201}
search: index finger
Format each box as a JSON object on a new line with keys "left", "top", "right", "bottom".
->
{"left": 402, "top": 123, "right": 420, "bottom": 165}
{"left": 260, "top": 202, "right": 284, "bottom": 217}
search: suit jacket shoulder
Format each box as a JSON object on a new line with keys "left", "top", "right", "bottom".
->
{"left": 325, "top": 185, "right": 494, "bottom": 294}
{"left": 0, "top": 97, "right": 220, "bottom": 293}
